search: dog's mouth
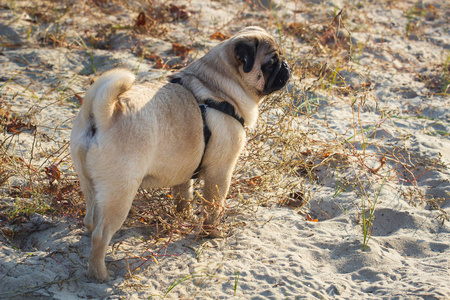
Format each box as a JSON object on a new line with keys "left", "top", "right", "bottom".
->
{"left": 263, "top": 60, "right": 291, "bottom": 95}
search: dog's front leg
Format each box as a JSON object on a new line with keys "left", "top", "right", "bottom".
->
{"left": 201, "top": 167, "right": 234, "bottom": 237}
{"left": 173, "top": 179, "right": 194, "bottom": 213}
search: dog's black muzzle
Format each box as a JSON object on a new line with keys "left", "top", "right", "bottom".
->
{"left": 263, "top": 60, "right": 291, "bottom": 95}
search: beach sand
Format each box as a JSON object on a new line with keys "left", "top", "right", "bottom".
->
{"left": 0, "top": 0, "right": 449, "bottom": 298}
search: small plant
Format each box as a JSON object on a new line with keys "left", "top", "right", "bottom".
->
{"left": 405, "top": 10, "right": 415, "bottom": 37}
{"left": 443, "top": 52, "right": 450, "bottom": 94}
{"left": 361, "top": 173, "right": 388, "bottom": 251}
{"left": 148, "top": 269, "right": 213, "bottom": 299}
{"left": 234, "top": 270, "right": 240, "bottom": 296}
{"left": 164, "top": 271, "right": 203, "bottom": 297}
{"left": 75, "top": 33, "right": 97, "bottom": 75}
{"left": 328, "top": 58, "right": 342, "bottom": 92}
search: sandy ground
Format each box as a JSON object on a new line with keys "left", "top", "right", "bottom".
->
{"left": 0, "top": 0, "right": 449, "bottom": 299}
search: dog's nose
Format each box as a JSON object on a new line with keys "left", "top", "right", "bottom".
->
{"left": 282, "top": 60, "right": 291, "bottom": 74}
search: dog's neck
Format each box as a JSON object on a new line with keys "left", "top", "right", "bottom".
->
{"left": 172, "top": 57, "right": 260, "bottom": 128}
{"left": 169, "top": 77, "right": 245, "bottom": 127}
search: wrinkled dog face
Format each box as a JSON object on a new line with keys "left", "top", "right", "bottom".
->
{"left": 231, "top": 27, "right": 291, "bottom": 96}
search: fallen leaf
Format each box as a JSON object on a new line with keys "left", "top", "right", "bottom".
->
{"left": 74, "top": 94, "right": 83, "bottom": 105}
{"left": 322, "top": 152, "right": 333, "bottom": 158}
{"left": 369, "top": 155, "right": 387, "bottom": 174}
{"left": 10, "top": 184, "right": 33, "bottom": 198}
{"left": 1, "top": 105, "right": 36, "bottom": 134}
{"left": 248, "top": 176, "right": 261, "bottom": 186}
{"left": 320, "top": 30, "right": 335, "bottom": 46}
{"left": 281, "top": 191, "right": 305, "bottom": 208}
{"left": 210, "top": 32, "right": 230, "bottom": 41}
{"left": 306, "top": 213, "right": 318, "bottom": 222}
{"left": 145, "top": 54, "right": 161, "bottom": 61}
{"left": 348, "top": 82, "right": 372, "bottom": 92}
{"left": 300, "top": 149, "right": 311, "bottom": 156}
{"left": 6, "top": 120, "right": 36, "bottom": 135}
{"left": 59, "top": 184, "right": 75, "bottom": 194}
{"left": 0, "top": 108, "right": 10, "bottom": 119}
{"left": 136, "top": 12, "right": 146, "bottom": 27}
{"left": 169, "top": 4, "right": 190, "bottom": 20}
{"left": 45, "top": 184, "right": 59, "bottom": 196}
{"left": 154, "top": 58, "right": 168, "bottom": 69}
{"left": 286, "top": 22, "right": 305, "bottom": 37}
{"left": 2, "top": 228, "right": 13, "bottom": 237}
{"left": 172, "top": 43, "right": 192, "bottom": 57}
{"left": 45, "top": 164, "right": 61, "bottom": 182}
{"left": 231, "top": 176, "right": 261, "bottom": 187}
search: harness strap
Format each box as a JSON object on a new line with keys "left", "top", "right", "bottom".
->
{"left": 204, "top": 99, "right": 245, "bottom": 127}
{"left": 191, "top": 104, "right": 211, "bottom": 178}
{"left": 169, "top": 77, "right": 245, "bottom": 178}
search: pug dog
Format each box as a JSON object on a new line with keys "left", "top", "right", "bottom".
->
{"left": 70, "top": 26, "right": 290, "bottom": 281}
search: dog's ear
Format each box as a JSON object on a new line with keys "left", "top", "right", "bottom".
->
{"left": 235, "top": 39, "right": 258, "bottom": 73}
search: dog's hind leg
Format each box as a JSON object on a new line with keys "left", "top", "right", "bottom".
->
{"left": 71, "top": 115, "right": 99, "bottom": 233}
{"left": 88, "top": 178, "right": 140, "bottom": 281}
{"left": 79, "top": 171, "right": 97, "bottom": 234}
{"left": 71, "top": 143, "right": 97, "bottom": 233}
{"left": 77, "top": 149, "right": 98, "bottom": 234}
{"left": 173, "top": 179, "right": 194, "bottom": 213}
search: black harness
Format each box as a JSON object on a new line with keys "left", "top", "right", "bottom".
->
{"left": 169, "top": 77, "right": 245, "bottom": 178}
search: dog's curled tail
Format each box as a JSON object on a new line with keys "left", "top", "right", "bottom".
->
{"left": 81, "top": 68, "right": 135, "bottom": 129}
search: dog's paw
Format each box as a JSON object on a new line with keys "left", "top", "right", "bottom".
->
{"left": 87, "top": 266, "right": 114, "bottom": 282}
{"left": 175, "top": 206, "right": 193, "bottom": 218}
{"left": 199, "top": 225, "right": 230, "bottom": 239}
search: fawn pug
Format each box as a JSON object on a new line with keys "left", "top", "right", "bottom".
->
{"left": 70, "top": 26, "right": 290, "bottom": 281}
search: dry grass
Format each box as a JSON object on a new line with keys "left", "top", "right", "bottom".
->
{"left": 0, "top": 0, "right": 448, "bottom": 287}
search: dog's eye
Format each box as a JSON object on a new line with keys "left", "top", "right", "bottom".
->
{"left": 263, "top": 55, "right": 279, "bottom": 72}
{"left": 269, "top": 56, "right": 278, "bottom": 67}
{"left": 271, "top": 55, "right": 279, "bottom": 64}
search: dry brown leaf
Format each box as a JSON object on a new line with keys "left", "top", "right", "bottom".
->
{"left": 172, "top": 43, "right": 192, "bottom": 57}
{"left": 210, "top": 32, "right": 230, "bottom": 41}
{"left": 281, "top": 191, "right": 305, "bottom": 208}
{"left": 136, "top": 12, "right": 146, "bottom": 27}
{"left": 154, "top": 58, "right": 168, "bottom": 69}
{"left": 145, "top": 54, "right": 161, "bottom": 61}
{"left": 45, "top": 164, "right": 61, "bottom": 182}
{"left": 6, "top": 120, "right": 36, "bottom": 135}
{"left": 169, "top": 4, "right": 190, "bottom": 20}
{"left": 74, "top": 94, "right": 83, "bottom": 105}
{"left": 306, "top": 213, "right": 318, "bottom": 222}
